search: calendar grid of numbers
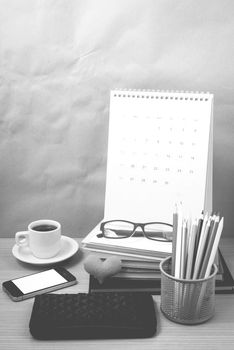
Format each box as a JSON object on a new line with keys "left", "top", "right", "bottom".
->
{"left": 104, "top": 90, "right": 213, "bottom": 224}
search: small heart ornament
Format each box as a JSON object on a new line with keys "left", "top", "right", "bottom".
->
{"left": 84, "top": 255, "right": 122, "bottom": 284}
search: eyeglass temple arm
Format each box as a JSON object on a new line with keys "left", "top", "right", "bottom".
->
{"left": 96, "top": 233, "right": 104, "bottom": 238}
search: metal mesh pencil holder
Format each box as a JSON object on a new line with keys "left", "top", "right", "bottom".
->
{"left": 160, "top": 256, "right": 218, "bottom": 325}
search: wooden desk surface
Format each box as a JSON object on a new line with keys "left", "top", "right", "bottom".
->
{"left": 0, "top": 238, "right": 234, "bottom": 350}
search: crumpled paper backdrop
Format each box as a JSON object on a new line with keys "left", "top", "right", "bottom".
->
{"left": 0, "top": 0, "right": 234, "bottom": 237}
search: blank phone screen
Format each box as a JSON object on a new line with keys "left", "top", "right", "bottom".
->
{"left": 12, "top": 269, "right": 67, "bottom": 294}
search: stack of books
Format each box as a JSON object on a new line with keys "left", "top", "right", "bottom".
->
{"left": 84, "top": 251, "right": 162, "bottom": 280}
{"left": 82, "top": 222, "right": 170, "bottom": 287}
{"left": 88, "top": 249, "right": 234, "bottom": 294}
{"left": 82, "top": 223, "right": 234, "bottom": 294}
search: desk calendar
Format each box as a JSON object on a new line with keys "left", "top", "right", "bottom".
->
{"left": 104, "top": 89, "right": 213, "bottom": 224}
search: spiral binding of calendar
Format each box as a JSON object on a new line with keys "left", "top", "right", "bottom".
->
{"left": 112, "top": 89, "right": 212, "bottom": 101}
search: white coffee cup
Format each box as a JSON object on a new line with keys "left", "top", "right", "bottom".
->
{"left": 15, "top": 219, "right": 61, "bottom": 259}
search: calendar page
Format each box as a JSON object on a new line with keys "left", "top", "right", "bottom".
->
{"left": 104, "top": 90, "right": 213, "bottom": 224}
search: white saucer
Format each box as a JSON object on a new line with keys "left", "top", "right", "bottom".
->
{"left": 12, "top": 236, "right": 79, "bottom": 265}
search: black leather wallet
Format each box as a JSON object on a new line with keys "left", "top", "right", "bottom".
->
{"left": 29, "top": 292, "right": 157, "bottom": 339}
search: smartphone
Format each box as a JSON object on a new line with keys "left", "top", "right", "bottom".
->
{"left": 2, "top": 267, "right": 77, "bottom": 301}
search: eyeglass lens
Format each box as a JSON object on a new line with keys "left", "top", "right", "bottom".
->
{"left": 103, "top": 221, "right": 134, "bottom": 238}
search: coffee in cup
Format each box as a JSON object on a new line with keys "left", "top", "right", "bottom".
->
{"left": 15, "top": 219, "right": 61, "bottom": 259}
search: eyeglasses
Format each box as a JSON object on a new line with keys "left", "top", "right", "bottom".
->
{"left": 97, "top": 220, "right": 173, "bottom": 242}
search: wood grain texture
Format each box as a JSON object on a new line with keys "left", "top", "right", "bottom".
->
{"left": 0, "top": 238, "right": 234, "bottom": 350}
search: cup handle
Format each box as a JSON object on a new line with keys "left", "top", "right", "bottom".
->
{"left": 15, "top": 231, "right": 29, "bottom": 247}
